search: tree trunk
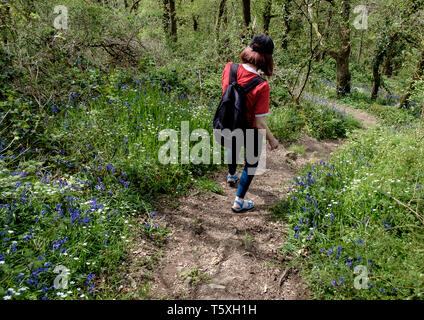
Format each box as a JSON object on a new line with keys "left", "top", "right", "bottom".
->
{"left": 162, "top": 0, "right": 170, "bottom": 37}
{"left": 383, "top": 50, "right": 394, "bottom": 77}
{"left": 370, "top": 55, "right": 382, "bottom": 100}
{"left": 193, "top": 16, "right": 198, "bottom": 31}
{"left": 215, "top": 0, "right": 226, "bottom": 40}
{"left": 0, "top": 2, "right": 11, "bottom": 44}
{"left": 263, "top": 0, "right": 272, "bottom": 34}
{"left": 169, "top": 0, "right": 177, "bottom": 42}
{"left": 191, "top": 0, "right": 199, "bottom": 31}
{"left": 281, "top": 0, "right": 291, "bottom": 49}
{"left": 335, "top": 49, "right": 351, "bottom": 95}
{"left": 357, "top": 30, "right": 364, "bottom": 63}
{"left": 371, "top": 32, "right": 397, "bottom": 100}
{"left": 242, "top": 0, "right": 251, "bottom": 28}
{"left": 398, "top": 49, "right": 424, "bottom": 107}
{"left": 333, "top": 0, "right": 351, "bottom": 96}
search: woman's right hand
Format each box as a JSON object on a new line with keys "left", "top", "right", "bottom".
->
{"left": 268, "top": 137, "right": 279, "bottom": 151}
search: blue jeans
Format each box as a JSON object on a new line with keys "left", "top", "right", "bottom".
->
{"left": 227, "top": 128, "right": 263, "bottom": 199}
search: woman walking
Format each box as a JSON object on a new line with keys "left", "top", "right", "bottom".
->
{"left": 221, "top": 34, "right": 280, "bottom": 213}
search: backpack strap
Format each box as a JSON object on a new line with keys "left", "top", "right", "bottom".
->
{"left": 229, "top": 63, "right": 239, "bottom": 85}
{"left": 243, "top": 76, "right": 265, "bottom": 94}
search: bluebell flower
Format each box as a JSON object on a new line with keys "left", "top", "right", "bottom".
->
{"left": 336, "top": 246, "right": 342, "bottom": 259}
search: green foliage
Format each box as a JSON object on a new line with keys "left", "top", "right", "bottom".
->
{"left": 193, "top": 177, "right": 224, "bottom": 195}
{"left": 268, "top": 105, "right": 305, "bottom": 143}
{"left": 337, "top": 90, "right": 419, "bottom": 126}
{"left": 273, "top": 123, "right": 424, "bottom": 299}
{"left": 2, "top": 0, "right": 424, "bottom": 301}
{"left": 0, "top": 72, "right": 216, "bottom": 300}
{"left": 289, "top": 144, "right": 306, "bottom": 157}
{"left": 268, "top": 101, "right": 360, "bottom": 143}
{"left": 303, "top": 102, "right": 361, "bottom": 140}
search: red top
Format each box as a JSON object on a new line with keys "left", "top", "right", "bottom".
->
{"left": 221, "top": 62, "right": 270, "bottom": 127}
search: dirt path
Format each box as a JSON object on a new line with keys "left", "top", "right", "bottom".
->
{"left": 123, "top": 104, "right": 378, "bottom": 300}
{"left": 305, "top": 93, "right": 379, "bottom": 129}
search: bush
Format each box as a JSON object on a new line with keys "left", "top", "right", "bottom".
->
{"left": 268, "top": 102, "right": 360, "bottom": 143}
{"left": 0, "top": 71, "right": 217, "bottom": 300}
{"left": 273, "top": 122, "right": 424, "bottom": 299}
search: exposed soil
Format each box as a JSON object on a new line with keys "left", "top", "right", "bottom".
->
{"left": 121, "top": 105, "right": 378, "bottom": 300}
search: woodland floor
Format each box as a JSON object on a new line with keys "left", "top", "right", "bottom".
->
{"left": 119, "top": 104, "right": 378, "bottom": 300}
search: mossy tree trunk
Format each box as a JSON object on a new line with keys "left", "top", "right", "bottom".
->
{"left": 398, "top": 49, "right": 424, "bottom": 107}
{"left": 169, "top": 0, "right": 177, "bottom": 42}
{"left": 263, "top": 0, "right": 272, "bottom": 34}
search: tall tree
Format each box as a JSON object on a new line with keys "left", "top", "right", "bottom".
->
{"left": 191, "top": 0, "right": 199, "bottom": 32}
{"left": 162, "top": 0, "right": 170, "bottom": 37}
{"left": 371, "top": 31, "right": 398, "bottom": 100}
{"left": 328, "top": 0, "right": 351, "bottom": 95}
{"left": 263, "top": 0, "right": 273, "bottom": 34}
{"left": 242, "top": 0, "right": 251, "bottom": 29}
{"left": 215, "top": 0, "right": 227, "bottom": 40}
{"left": 169, "top": 0, "right": 177, "bottom": 42}
{"left": 370, "top": 0, "right": 424, "bottom": 100}
{"left": 398, "top": 48, "right": 424, "bottom": 107}
{"left": 281, "top": 0, "right": 292, "bottom": 49}
{"left": 309, "top": 0, "right": 351, "bottom": 95}
{"left": 0, "top": 1, "right": 11, "bottom": 44}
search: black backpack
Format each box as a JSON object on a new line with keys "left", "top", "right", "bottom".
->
{"left": 213, "top": 63, "right": 265, "bottom": 146}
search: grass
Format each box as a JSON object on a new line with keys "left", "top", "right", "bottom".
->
{"left": 1, "top": 65, "right": 420, "bottom": 300}
{"left": 181, "top": 267, "right": 211, "bottom": 285}
{"left": 310, "top": 77, "right": 421, "bottom": 127}
{"left": 289, "top": 145, "right": 306, "bottom": 157}
{"left": 193, "top": 177, "right": 224, "bottom": 195}
{"left": 338, "top": 90, "right": 419, "bottom": 127}
{"left": 268, "top": 101, "right": 361, "bottom": 143}
{"left": 273, "top": 121, "right": 424, "bottom": 299}
{"left": 0, "top": 71, "right": 217, "bottom": 300}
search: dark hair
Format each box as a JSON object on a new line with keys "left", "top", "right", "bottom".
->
{"left": 240, "top": 45, "right": 274, "bottom": 77}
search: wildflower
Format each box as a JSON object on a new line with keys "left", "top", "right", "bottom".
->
{"left": 87, "top": 274, "right": 95, "bottom": 282}
{"left": 336, "top": 246, "right": 342, "bottom": 259}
